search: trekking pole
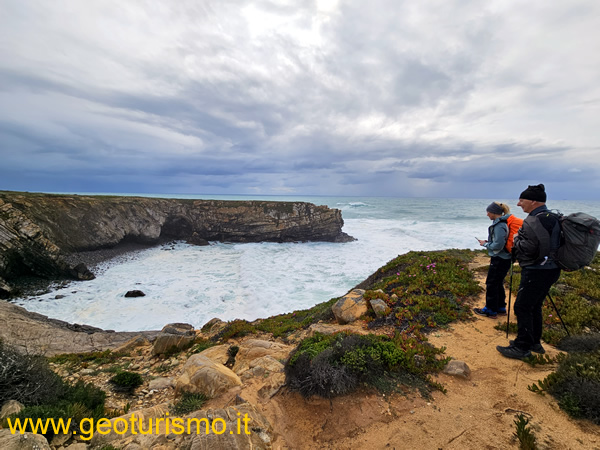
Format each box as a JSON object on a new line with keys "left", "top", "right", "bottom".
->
{"left": 506, "top": 262, "right": 514, "bottom": 338}
{"left": 546, "top": 293, "right": 570, "bottom": 337}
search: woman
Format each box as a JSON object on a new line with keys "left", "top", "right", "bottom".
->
{"left": 475, "top": 202, "right": 515, "bottom": 318}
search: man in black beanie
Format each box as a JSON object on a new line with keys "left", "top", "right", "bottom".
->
{"left": 496, "top": 184, "right": 561, "bottom": 359}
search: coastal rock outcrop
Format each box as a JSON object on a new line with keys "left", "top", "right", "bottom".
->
{"left": 0, "top": 300, "right": 158, "bottom": 356}
{"left": 0, "top": 191, "right": 354, "bottom": 295}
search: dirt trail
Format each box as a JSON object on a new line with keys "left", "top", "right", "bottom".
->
{"left": 257, "top": 255, "right": 600, "bottom": 449}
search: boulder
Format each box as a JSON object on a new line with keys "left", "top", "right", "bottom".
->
{"left": 175, "top": 354, "right": 242, "bottom": 397}
{"left": 148, "top": 377, "right": 174, "bottom": 390}
{"left": 68, "top": 262, "right": 95, "bottom": 280}
{"left": 370, "top": 299, "right": 390, "bottom": 317}
{"left": 443, "top": 360, "right": 471, "bottom": 379}
{"left": 125, "top": 290, "right": 146, "bottom": 298}
{"left": 0, "top": 429, "right": 51, "bottom": 450}
{"left": 197, "top": 344, "right": 230, "bottom": 365}
{"left": 332, "top": 289, "right": 367, "bottom": 324}
{"left": 0, "top": 400, "right": 24, "bottom": 419}
{"left": 152, "top": 323, "right": 196, "bottom": 356}
{"left": 233, "top": 339, "right": 292, "bottom": 375}
{"left": 187, "top": 232, "right": 210, "bottom": 246}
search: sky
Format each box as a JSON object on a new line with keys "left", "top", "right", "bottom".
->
{"left": 1, "top": 0, "right": 599, "bottom": 200}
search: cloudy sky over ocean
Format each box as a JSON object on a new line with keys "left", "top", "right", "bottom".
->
{"left": 1, "top": 0, "right": 599, "bottom": 199}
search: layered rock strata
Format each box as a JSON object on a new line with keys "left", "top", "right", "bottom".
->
{"left": 0, "top": 191, "right": 354, "bottom": 297}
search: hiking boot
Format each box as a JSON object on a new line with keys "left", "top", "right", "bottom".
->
{"left": 496, "top": 345, "right": 532, "bottom": 360}
{"left": 473, "top": 307, "right": 497, "bottom": 318}
{"left": 497, "top": 307, "right": 507, "bottom": 316}
{"left": 509, "top": 340, "right": 545, "bottom": 354}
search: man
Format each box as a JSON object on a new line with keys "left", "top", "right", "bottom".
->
{"left": 496, "top": 184, "right": 561, "bottom": 360}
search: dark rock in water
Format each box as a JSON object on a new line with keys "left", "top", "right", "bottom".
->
{"left": 69, "top": 262, "right": 95, "bottom": 280}
{"left": 55, "top": 295, "right": 66, "bottom": 299}
{"left": 187, "top": 232, "right": 210, "bottom": 246}
{"left": 125, "top": 290, "right": 145, "bottom": 298}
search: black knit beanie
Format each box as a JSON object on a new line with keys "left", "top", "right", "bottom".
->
{"left": 486, "top": 202, "right": 504, "bottom": 215}
{"left": 519, "top": 184, "right": 547, "bottom": 202}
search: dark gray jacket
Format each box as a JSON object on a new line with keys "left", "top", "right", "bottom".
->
{"left": 514, "top": 205, "right": 561, "bottom": 269}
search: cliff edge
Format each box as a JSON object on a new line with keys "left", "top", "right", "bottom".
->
{"left": 0, "top": 191, "right": 354, "bottom": 298}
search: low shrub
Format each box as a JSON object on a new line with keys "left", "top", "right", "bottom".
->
{"left": 109, "top": 371, "right": 143, "bottom": 394}
{"left": 0, "top": 339, "right": 66, "bottom": 406}
{"left": 285, "top": 332, "right": 448, "bottom": 398}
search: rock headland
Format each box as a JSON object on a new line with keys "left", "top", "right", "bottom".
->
{"left": 0, "top": 191, "right": 354, "bottom": 298}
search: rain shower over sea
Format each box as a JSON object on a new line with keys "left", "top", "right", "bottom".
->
{"left": 16, "top": 195, "right": 600, "bottom": 332}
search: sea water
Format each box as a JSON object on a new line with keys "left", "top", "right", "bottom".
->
{"left": 15, "top": 196, "right": 600, "bottom": 331}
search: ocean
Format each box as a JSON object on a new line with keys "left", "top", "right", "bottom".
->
{"left": 14, "top": 195, "right": 600, "bottom": 332}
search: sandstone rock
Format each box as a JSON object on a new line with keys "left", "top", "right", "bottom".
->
{"left": 0, "top": 429, "right": 51, "bottom": 450}
{"left": 64, "top": 444, "right": 87, "bottom": 450}
{"left": 125, "top": 290, "right": 146, "bottom": 297}
{"left": 332, "top": 289, "right": 367, "bottom": 324}
{"left": 0, "top": 400, "right": 24, "bottom": 419}
{"left": 152, "top": 323, "right": 196, "bottom": 356}
{"left": 249, "top": 355, "right": 284, "bottom": 373}
{"left": 197, "top": 344, "right": 230, "bottom": 365}
{"left": 0, "top": 300, "right": 159, "bottom": 356}
{"left": 233, "top": 339, "right": 293, "bottom": 375}
{"left": 443, "top": 360, "right": 471, "bottom": 379}
{"left": 307, "top": 323, "right": 368, "bottom": 336}
{"left": 148, "top": 377, "right": 174, "bottom": 390}
{"left": 187, "top": 403, "right": 273, "bottom": 450}
{"left": 370, "top": 299, "right": 390, "bottom": 317}
{"left": 175, "top": 354, "right": 242, "bottom": 397}
{"left": 50, "top": 431, "right": 71, "bottom": 447}
{"left": 114, "top": 335, "right": 151, "bottom": 354}
{"left": 90, "top": 402, "right": 272, "bottom": 450}
{"left": 258, "top": 373, "right": 286, "bottom": 399}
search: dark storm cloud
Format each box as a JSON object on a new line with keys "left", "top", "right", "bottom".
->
{"left": 0, "top": 0, "right": 598, "bottom": 198}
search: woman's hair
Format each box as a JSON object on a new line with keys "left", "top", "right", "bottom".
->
{"left": 494, "top": 201, "right": 510, "bottom": 215}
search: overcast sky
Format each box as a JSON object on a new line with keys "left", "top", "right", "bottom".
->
{"left": 1, "top": 1, "right": 599, "bottom": 199}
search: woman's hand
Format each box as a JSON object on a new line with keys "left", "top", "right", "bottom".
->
{"left": 478, "top": 239, "right": 487, "bottom": 246}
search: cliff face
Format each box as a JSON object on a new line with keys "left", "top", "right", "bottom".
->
{"left": 0, "top": 191, "right": 354, "bottom": 297}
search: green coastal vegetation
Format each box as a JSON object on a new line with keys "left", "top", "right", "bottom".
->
{"left": 1, "top": 249, "right": 599, "bottom": 436}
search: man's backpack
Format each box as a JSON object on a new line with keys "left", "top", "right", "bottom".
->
{"left": 554, "top": 212, "right": 600, "bottom": 271}
{"left": 504, "top": 215, "right": 523, "bottom": 253}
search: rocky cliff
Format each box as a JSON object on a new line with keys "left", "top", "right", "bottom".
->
{"left": 0, "top": 191, "right": 354, "bottom": 297}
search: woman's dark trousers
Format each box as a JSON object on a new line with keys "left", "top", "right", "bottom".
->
{"left": 485, "top": 256, "right": 512, "bottom": 312}
{"left": 513, "top": 267, "right": 561, "bottom": 351}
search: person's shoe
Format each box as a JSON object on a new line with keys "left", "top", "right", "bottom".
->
{"left": 496, "top": 345, "right": 532, "bottom": 360}
{"left": 509, "top": 340, "right": 545, "bottom": 354}
{"left": 497, "top": 307, "right": 507, "bottom": 316}
{"left": 473, "top": 307, "right": 497, "bottom": 318}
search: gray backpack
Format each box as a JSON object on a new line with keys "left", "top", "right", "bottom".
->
{"left": 555, "top": 212, "right": 600, "bottom": 271}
